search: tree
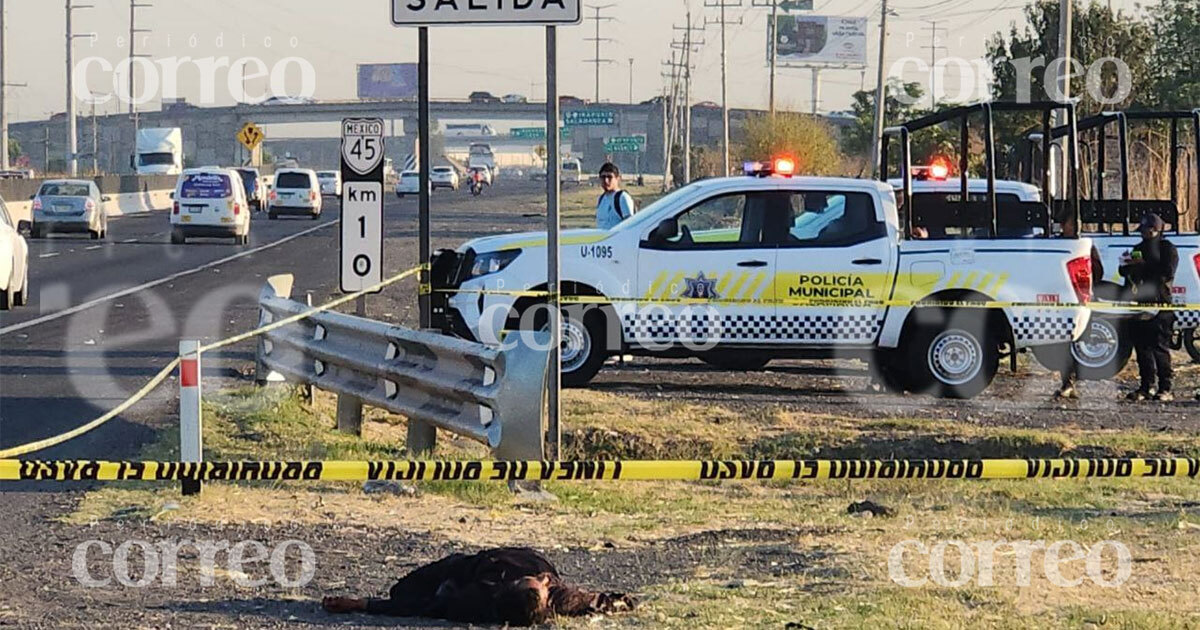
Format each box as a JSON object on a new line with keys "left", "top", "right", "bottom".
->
{"left": 738, "top": 113, "right": 843, "bottom": 176}
{"left": 7, "top": 139, "right": 20, "bottom": 165}
{"left": 842, "top": 79, "right": 925, "bottom": 162}
{"left": 1147, "top": 0, "right": 1200, "bottom": 108}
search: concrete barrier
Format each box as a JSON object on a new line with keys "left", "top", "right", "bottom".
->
{"left": 2, "top": 175, "right": 175, "bottom": 225}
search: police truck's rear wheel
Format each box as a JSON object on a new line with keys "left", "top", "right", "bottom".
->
{"left": 1032, "top": 318, "right": 1131, "bottom": 380}
{"left": 905, "top": 312, "right": 998, "bottom": 399}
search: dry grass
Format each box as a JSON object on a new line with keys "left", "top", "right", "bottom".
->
{"left": 68, "top": 385, "right": 1200, "bottom": 628}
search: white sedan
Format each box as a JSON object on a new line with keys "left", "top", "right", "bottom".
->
{"left": 0, "top": 195, "right": 30, "bottom": 310}
{"left": 395, "top": 171, "right": 423, "bottom": 197}
{"left": 317, "top": 170, "right": 342, "bottom": 196}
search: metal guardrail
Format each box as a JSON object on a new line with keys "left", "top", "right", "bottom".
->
{"left": 254, "top": 274, "right": 550, "bottom": 460}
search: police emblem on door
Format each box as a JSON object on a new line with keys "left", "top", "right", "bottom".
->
{"left": 682, "top": 272, "right": 720, "bottom": 300}
{"left": 341, "top": 118, "right": 385, "bottom": 176}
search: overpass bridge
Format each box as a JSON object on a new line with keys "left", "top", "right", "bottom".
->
{"left": 10, "top": 99, "right": 846, "bottom": 177}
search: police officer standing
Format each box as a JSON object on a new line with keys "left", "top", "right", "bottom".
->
{"left": 1120, "top": 213, "right": 1178, "bottom": 402}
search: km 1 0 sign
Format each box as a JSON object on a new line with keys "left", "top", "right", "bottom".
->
{"left": 391, "top": 0, "right": 582, "bottom": 26}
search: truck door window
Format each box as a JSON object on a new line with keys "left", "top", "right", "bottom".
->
{"left": 785, "top": 192, "right": 884, "bottom": 246}
{"left": 665, "top": 192, "right": 786, "bottom": 248}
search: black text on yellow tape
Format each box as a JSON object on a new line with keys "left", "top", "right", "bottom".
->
{"left": 5, "top": 458, "right": 1200, "bottom": 483}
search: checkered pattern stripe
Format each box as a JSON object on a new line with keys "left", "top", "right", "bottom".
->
{"left": 1012, "top": 313, "right": 1076, "bottom": 343}
{"left": 1174, "top": 310, "right": 1200, "bottom": 330}
{"left": 622, "top": 313, "right": 881, "bottom": 343}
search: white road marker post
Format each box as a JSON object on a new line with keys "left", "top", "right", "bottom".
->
{"left": 179, "top": 339, "right": 202, "bottom": 496}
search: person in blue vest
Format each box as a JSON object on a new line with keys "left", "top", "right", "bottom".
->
{"left": 595, "top": 162, "right": 636, "bottom": 230}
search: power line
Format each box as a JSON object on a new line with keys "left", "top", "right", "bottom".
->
{"left": 705, "top": 0, "right": 742, "bottom": 175}
{"left": 921, "top": 19, "right": 947, "bottom": 108}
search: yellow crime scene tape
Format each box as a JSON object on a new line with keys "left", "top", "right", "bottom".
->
{"left": 0, "top": 264, "right": 429, "bottom": 459}
{"left": 4, "top": 457, "right": 1199, "bottom": 482}
{"left": 424, "top": 285, "right": 1200, "bottom": 311}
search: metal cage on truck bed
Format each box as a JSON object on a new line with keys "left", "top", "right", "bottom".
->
{"left": 1023, "top": 110, "right": 1200, "bottom": 235}
{"left": 880, "top": 101, "right": 1082, "bottom": 240}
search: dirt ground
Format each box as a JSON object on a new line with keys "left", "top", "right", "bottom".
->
{"left": 5, "top": 179, "right": 1200, "bottom": 628}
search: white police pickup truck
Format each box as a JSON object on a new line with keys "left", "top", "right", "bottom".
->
{"left": 431, "top": 162, "right": 1094, "bottom": 398}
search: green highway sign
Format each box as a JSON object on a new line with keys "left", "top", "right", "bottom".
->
{"left": 510, "top": 127, "right": 571, "bottom": 140}
{"left": 604, "top": 135, "right": 646, "bottom": 153}
{"left": 511, "top": 127, "right": 543, "bottom": 139}
{"left": 564, "top": 110, "right": 616, "bottom": 126}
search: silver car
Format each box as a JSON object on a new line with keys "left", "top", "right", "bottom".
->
{"left": 31, "top": 179, "right": 109, "bottom": 239}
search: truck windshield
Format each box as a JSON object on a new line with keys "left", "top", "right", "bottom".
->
{"left": 139, "top": 152, "right": 175, "bottom": 166}
{"left": 179, "top": 173, "right": 232, "bottom": 199}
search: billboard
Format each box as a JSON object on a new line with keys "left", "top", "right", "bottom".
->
{"left": 772, "top": 16, "right": 867, "bottom": 68}
{"left": 357, "top": 63, "right": 418, "bottom": 100}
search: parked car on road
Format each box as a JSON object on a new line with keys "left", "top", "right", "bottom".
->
{"left": 170, "top": 168, "right": 251, "bottom": 245}
{"left": 269, "top": 169, "right": 323, "bottom": 220}
{"left": 469, "top": 91, "right": 500, "bottom": 104}
{"left": 395, "top": 170, "right": 423, "bottom": 197}
{"left": 317, "top": 170, "right": 342, "bottom": 196}
{"left": 0, "top": 195, "right": 29, "bottom": 310}
{"left": 30, "top": 179, "right": 109, "bottom": 239}
{"left": 502, "top": 94, "right": 527, "bottom": 104}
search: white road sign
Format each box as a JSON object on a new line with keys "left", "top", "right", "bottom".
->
{"left": 390, "top": 0, "right": 582, "bottom": 26}
{"left": 341, "top": 119, "right": 385, "bottom": 176}
{"left": 340, "top": 181, "right": 384, "bottom": 293}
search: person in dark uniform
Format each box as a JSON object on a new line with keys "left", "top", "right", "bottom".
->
{"left": 1119, "top": 213, "right": 1178, "bottom": 402}
{"left": 321, "top": 547, "right": 636, "bottom": 626}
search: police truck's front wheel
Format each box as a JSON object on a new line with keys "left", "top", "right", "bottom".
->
{"left": 905, "top": 312, "right": 999, "bottom": 399}
{"left": 530, "top": 305, "right": 610, "bottom": 388}
{"left": 1184, "top": 329, "right": 1200, "bottom": 364}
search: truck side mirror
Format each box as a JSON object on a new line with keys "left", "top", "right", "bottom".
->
{"left": 17, "top": 220, "right": 30, "bottom": 234}
{"left": 168, "top": 192, "right": 175, "bottom": 199}
{"left": 649, "top": 217, "right": 679, "bottom": 243}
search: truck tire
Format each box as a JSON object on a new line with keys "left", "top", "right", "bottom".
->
{"left": 170, "top": 228, "right": 185, "bottom": 245}
{"left": 904, "top": 311, "right": 999, "bottom": 399}
{"left": 1033, "top": 317, "right": 1132, "bottom": 380}
{"left": 0, "top": 289, "right": 9, "bottom": 311}
{"left": 1185, "top": 329, "right": 1200, "bottom": 364}
{"left": 700, "top": 354, "right": 771, "bottom": 371}
{"left": 14, "top": 268, "right": 28, "bottom": 306}
{"left": 526, "top": 303, "right": 610, "bottom": 388}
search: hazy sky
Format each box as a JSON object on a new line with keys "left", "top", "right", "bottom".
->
{"left": 4, "top": 0, "right": 1152, "bottom": 123}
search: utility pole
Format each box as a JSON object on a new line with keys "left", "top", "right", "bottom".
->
{"left": 922, "top": 20, "right": 947, "bottom": 109}
{"left": 869, "top": 0, "right": 892, "bottom": 179}
{"left": 672, "top": 14, "right": 704, "bottom": 184}
{"left": 0, "top": 0, "right": 8, "bottom": 171}
{"left": 751, "top": 0, "right": 780, "bottom": 117}
{"left": 706, "top": 0, "right": 742, "bottom": 176}
{"left": 583, "top": 4, "right": 616, "bottom": 103}
{"left": 628, "top": 57, "right": 634, "bottom": 103}
{"left": 42, "top": 126, "right": 49, "bottom": 171}
{"left": 129, "top": 0, "right": 151, "bottom": 172}
{"left": 66, "top": 0, "right": 94, "bottom": 177}
{"left": 661, "top": 49, "right": 684, "bottom": 191}
{"left": 91, "top": 100, "right": 98, "bottom": 174}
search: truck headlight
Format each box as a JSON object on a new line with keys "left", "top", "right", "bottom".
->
{"left": 467, "top": 249, "right": 521, "bottom": 279}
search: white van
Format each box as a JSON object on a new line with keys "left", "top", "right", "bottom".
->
{"left": 170, "top": 168, "right": 251, "bottom": 245}
{"left": 561, "top": 159, "right": 584, "bottom": 184}
{"left": 269, "top": 169, "right": 323, "bottom": 219}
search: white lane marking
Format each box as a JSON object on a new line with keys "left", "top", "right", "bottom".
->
{"left": 0, "top": 219, "right": 340, "bottom": 337}
{"left": 85, "top": 245, "right": 103, "bottom": 250}
{"left": 38, "top": 252, "right": 60, "bottom": 259}
{"left": 122, "top": 238, "right": 137, "bottom": 243}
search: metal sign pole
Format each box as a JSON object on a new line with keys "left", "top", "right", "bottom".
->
{"left": 409, "top": 25, "right": 437, "bottom": 454}
{"left": 546, "top": 25, "right": 561, "bottom": 460}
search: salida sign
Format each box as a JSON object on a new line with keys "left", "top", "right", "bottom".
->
{"left": 391, "top": 0, "right": 582, "bottom": 25}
